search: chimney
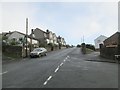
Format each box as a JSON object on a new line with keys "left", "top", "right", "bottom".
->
{"left": 46, "top": 29, "right": 49, "bottom": 33}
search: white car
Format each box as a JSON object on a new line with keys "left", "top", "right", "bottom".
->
{"left": 30, "top": 48, "right": 47, "bottom": 58}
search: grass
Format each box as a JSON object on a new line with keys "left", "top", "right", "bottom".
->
{"left": 86, "top": 48, "right": 95, "bottom": 54}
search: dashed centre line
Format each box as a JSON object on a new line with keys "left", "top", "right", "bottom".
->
{"left": 43, "top": 56, "right": 69, "bottom": 86}
{"left": 63, "top": 59, "right": 66, "bottom": 62}
{"left": 43, "top": 76, "right": 52, "bottom": 85}
{"left": 54, "top": 67, "right": 59, "bottom": 73}
{"left": 60, "top": 62, "right": 63, "bottom": 66}
{"left": 47, "top": 76, "right": 52, "bottom": 81}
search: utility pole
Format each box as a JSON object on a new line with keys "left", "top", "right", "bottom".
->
{"left": 26, "top": 18, "right": 28, "bottom": 57}
{"left": 30, "top": 29, "right": 34, "bottom": 52}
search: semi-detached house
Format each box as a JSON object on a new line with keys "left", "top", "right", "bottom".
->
{"left": 31, "top": 28, "right": 58, "bottom": 46}
{"left": 3, "top": 31, "right": 39, "bottom": 47}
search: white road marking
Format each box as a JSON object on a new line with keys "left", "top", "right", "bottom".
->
{"left": 43, "top": 76, "right": 52, "bottom": 85}
{"left": 54, "top": 68, "right": 59, "bottom": 73}
{"left": 47, "top": 76, "right": 52, "bottom": 81}
{"left": 60, "top": 63, "right": 63, "bottom": 66}
{"left": 43, "top": 56, "right": 70, "bottom": 86}
{"left": 43, "top": 81, "right": 47, "bottom": 85}
{"left": 67, "top": 56, "right": 70, "bottom": 58}
{"left": 0, "top": 71, "right": 8, "bottom": 75}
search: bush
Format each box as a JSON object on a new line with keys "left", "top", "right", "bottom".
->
{"left": 86, "top": 44, "right": 95, "bottom": 51}
{"left": 77, "top": 44, "right": 81, "bottom": 47}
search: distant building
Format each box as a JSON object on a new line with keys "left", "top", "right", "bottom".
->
{"left": 57, "top": 36, "right": 66, "bottom": 46}
{"left": 94, "top": 35, "right": 107, "bottom": 49}
{"left": 52, "top": 33, "right": 58, "bottom": 45}
{"left": 61, "top": 38, "right": 66, "bottom": 46}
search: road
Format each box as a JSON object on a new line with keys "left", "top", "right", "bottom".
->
{"left": 2, "top": 47, "right": 118, "bottom": 88}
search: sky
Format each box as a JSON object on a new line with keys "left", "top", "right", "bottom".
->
{"left": 1, "top": 1, "right": 118, "bottom": 46}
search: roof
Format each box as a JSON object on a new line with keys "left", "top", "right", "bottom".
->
{"left": 4, "top": 31, "right": 39, "bottom": 41}
{"left": 104, "top": 32, "right": 120, "bottom": 42}
{"left": 94, "top": 35, "right": 107, "bottom": 41}
{"left": 35, "top": 28, "right": 46, "bottom": 33}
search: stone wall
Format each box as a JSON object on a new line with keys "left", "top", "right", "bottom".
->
{"left": 100, "top": 44, "right": 119, "bottom": 60}
{"left": 2, "top": 45, "right": 22, "bottom": 58}
{"left": 2, "top": 45, "right": 67, "bottom": 59}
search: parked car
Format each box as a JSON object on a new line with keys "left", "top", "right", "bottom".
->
{"left": 30, "top": 48, "right": 47, "bottom": 58}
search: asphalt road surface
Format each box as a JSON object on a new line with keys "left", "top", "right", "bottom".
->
{"left": 2, "top": 47, "right": 118, "bottom": 88}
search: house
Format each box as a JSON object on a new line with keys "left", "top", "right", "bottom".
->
{"left": 30, "top": 28, "right": 47, "bottom": 46}
{"left": 104, "top": 32, "right": 120, "bottom": 47}
{"left": 46, "top": 29, "right": 54, "bottom": 44}
{"left": 57, "top": 36, "right": 62, "bottom": 44}
{"left": 3, "top": 31, "right": 39, "bottom": 47}
{"left": 94, "top": 35, "right": 107, "bottom": 49}
{"left": 100, "top": 32, "right": 120, "bottom": 59}
{"left": 57, "top": 36, "right": 66, "bottom": 46}
{"left": 52, "top": 33, "right": 58, "bottom": 45}
{"left": 61, "top": 38, "right": 66, "bottom": 46}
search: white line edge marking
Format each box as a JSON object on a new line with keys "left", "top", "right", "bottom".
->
{"left": 43, "top": 76, "right": 52, "bottom": 85}
{"left": 0, "top": 71, "right": 8, "bottom": 75}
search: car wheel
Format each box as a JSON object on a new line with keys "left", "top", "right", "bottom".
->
{"left": 39, "top": 53, "right": 41, "bottom": 57}
{"left": 45, "top": 53, "right": 47, "bottom": 56}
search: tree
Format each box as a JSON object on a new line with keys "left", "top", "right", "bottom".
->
{"left": 48, "top": 43, "right": 54, "bottom": 51}
{"left": 86, "top": 44, "right": 95, "bottom": 51}
{"left": 77, "top": 44, "right": 81, "bottom": 47}
{"left": 2, "top": 36, "right": 9, "bottom": 45}
{"left": 2, "top": 35, "right": 8, "bottom": 40}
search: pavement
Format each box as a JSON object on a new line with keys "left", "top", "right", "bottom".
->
{"left": 2, "top": 47, "right": 118, "bottom": 88}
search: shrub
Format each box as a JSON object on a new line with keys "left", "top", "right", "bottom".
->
{"left": 77, "top": 44, "right": 81, "bottom": 47}
{"left": 86, "top": 44, "right": 95, "bottom": 51}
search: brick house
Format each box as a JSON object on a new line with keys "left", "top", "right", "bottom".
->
{"left": 104, "top": 32, "right": 120, "bottom": 47}
{"left": 100, "top": 32, "right": 120, "bottom": 59}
